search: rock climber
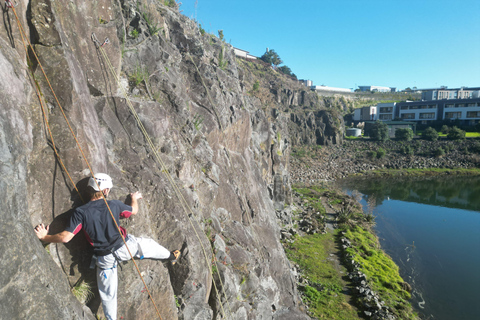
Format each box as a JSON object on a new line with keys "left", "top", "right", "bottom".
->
{"left": 34, "top": 173, "right": 180, "bottom": 320}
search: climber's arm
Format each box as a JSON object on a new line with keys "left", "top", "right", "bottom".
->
{"left": 34, "top": 224, "right": 75, "bottom": 243}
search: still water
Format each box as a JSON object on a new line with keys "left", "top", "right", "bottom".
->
{"left": 338, "top": 175, "right": 480, "bottom": 320}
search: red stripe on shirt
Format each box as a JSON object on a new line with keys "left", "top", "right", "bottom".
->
{"left": 72, "top": 223, "right": 82, "bottom": 235}
{"left": 120, "top": 210, "right": 132, "bottom": 219}
{"left": 83, "top": 230, "right": 94, "bottom": 247}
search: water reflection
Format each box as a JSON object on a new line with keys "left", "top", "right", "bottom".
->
{"left": 338, "top": 175, "right": 480, "bottom": 320}
{"left": 339, "top": 175, "right": 480, "bottom": 211}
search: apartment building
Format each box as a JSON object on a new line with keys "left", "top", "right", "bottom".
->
{"left": 421, "top": 87, "right": 480, "bottom": 101}
{"left": 396, "top": 98, "right": 480, "bottom": 125}
{"left": 353, "top": 106, "right": 377, "bottom": 121}
{"left": 377, "top": 103, "right": 396, "bottom": 121}
{"left": 396, "top": 101, "right": 439, "bottom": 124}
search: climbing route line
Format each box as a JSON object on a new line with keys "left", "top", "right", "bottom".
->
{"left": 7, "top": 3, "right": 163, "bottom": 319}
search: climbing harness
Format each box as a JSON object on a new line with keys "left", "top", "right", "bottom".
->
{"left": 92, "top": 34, "right": 235, "bottom": 319}
{"left": 7, "top": 4, "right": 163, "bottom": 319}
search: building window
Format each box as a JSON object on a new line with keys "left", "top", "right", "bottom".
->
{"left": 428, "top": 105, "right": 437, "bottom": 109}
{"left": 401, "top": 106, "right": 408, "bottom": 110}
{"left": 445, "top": 104, "right": 454, "bottom": 108}
{"left": 379, "top": 114, "right": 392, "bottom": 120}
{"left": 401, "top": 113, "right": 415, "bottom": 119}
{"left": 467, "top": 103, "right": 475, "bottom": 107}
{"left": 379, "top": 107, "right": 393, "bottom": 113}
{"left": 421, "top": 105, "right": 428, "bottom": 109}
{"left": 466, "top": 111, "right": 480, "bottom": 118}
{"left": 445, "top": 112, "right": 462, "bottom": 119}
{"left": 456, "top": 104, "right": 465, "bottom": 108}
{"left": 420, "top": 113, "right": 435, "bottom": 119}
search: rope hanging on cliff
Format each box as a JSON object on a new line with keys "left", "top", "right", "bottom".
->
{"left": 6, "top": 5, "right": 164, "bottom": 319}
{"left": 91, "top": 33, "right": 235, "bottom": 319}
{"left": 8, "top": 8, "right": 84, "bottom": 204}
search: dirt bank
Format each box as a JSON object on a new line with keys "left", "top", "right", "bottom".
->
{"left": 290, "top": 139, "right": 480, "bottom": 182}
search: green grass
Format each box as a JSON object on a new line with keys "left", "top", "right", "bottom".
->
{"left": 341, "top": 226, "right": 418, "bottom": 319}
{"left": 345, "top": 135, "right": 363, "bottom": 140}
{"left": 72, "top": 280, "right": 94, "bottom": 304}
{"left": 418, "top": 131, "right": 480, "bottom": 138}
{"left": 129, "top": 64, "right": 149, "bottom": 87}
{"left": 466, "top": 132, "right": 480, "bottom": 138}
{"left": 293, "top": 186, "right": 328, "bottom": 214}
{"left": 285, "top": 231, "right": 361, "bottom": 319}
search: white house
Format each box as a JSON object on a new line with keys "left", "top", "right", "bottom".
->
{"left": 233, "top": 48, "right": 257, "bottom": 60}
{"left": 358, "top": 85, "right": 394, "bottom": 93}
{"left": 311, "top": 85, "right": 352, "bottom": 93}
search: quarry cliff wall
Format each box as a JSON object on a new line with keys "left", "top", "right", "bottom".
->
{"left": 0, "top": 1, "right": 343, "bottom": 319}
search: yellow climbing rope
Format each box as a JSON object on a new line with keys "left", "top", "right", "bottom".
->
{"left": 92, "top": 33, "right": 234, "bottom": 319}
{"left": 6, "top": 3, "right": 164, "bottom": 319}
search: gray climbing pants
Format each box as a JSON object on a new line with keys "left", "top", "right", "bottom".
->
{"left": 96, "top": 234, "right": 171, "bottom": 320}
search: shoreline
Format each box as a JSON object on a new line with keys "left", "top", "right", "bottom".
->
{"left": 280, "top": 183, "right": 419, "bottom": 319}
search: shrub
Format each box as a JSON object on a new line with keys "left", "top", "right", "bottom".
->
{"left": 471, "top": 141, "right": 480, "bottom": 153}
{"left": 218, "top": 30, "right": 224, "bottom": 41}
{"left": 447, "top": 126, "right": 466, "bottom": 140}
{"left": 164, "top": 0, "right": 176, "bottom": 8}
{"left": 370, "top": 121, "right": 389, "bottom": 141}
{"left": 252, "top": 80, "right": 260, "bottom": 92}
{"left": 198, "top": 23, "right": 205, "bottom": 35}
{"left": 130, "top": 28, "right": 139, "bottom": 39}
{"left": 434, "top": 147, "right": 445, "bottom": 157}
{"left": 444, "top": 143, "right": 453, "bottom": 153}
{"left": 441, "top": 125, "right": 450, "bottom": 134}
{"left": 395, "top": 128, "right": 414, "bottom": 141}
{"left": 423, "top": 127, "right": 439, "bottom": 141}
{"left": 376, "top": 148, "right": 386, "bottom": 159}
{"left": 400, "top": 145, "right": 414, "bottom": 155}
{"left": 367, "top": 151, "right": 377, "bottom": 159}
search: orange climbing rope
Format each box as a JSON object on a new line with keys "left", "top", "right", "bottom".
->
{"left": 5, "top": 1, "right": 83, "bottom": 203}
{"left": 6, "top": 3, "right": 163, "bottom": 319}
{"left": 92, "top": 34, "right": 234, "bottom": 319}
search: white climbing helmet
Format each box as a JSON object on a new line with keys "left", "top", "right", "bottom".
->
{"left": 88, "top": 173, "right": 113, "bottom": 191}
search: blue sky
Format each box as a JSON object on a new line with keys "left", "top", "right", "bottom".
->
{"left": 180, "top": 0, "right": 480, "bottom": 91}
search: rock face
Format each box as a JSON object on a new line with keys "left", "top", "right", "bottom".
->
{"left": 0, "top": 1, "right": 348, "bottom": 319}
{"left": 289, "top": 110, "right": 344, "bottom": 146}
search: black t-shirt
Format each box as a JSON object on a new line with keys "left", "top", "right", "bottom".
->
{"left": 65, "top": 199, "right": 133, "bottom": 255}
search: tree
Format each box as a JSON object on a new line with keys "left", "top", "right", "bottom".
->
{"left": 395, "top": 128, "right": 414, "bottom": 141}
{"left": 423, "top": 127, "right": 439, "bottom": 141}
{"left": 447, "top": 126, "right": 466, "bottom": 140}
{"left": 277, "top": 65, "right": 296, "bottom": 79}
{"left": 260, "top": 49, "right": 282, "bottom": 67}
{"left": 370, "top": 121, "right": 389, "bottom": 141}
